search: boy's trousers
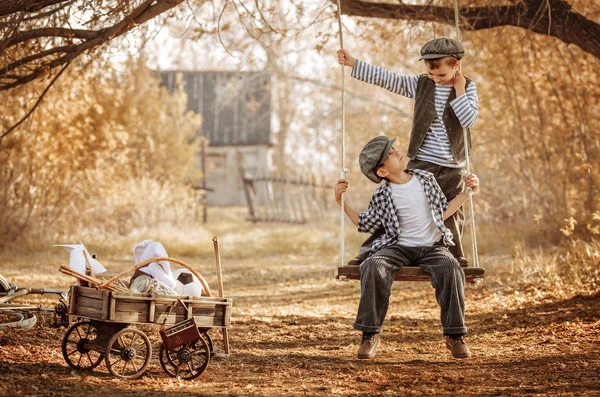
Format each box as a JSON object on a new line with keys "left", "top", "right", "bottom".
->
{"left": 350, "top": 160, "right": 467, "bottom": 266}
{"left": 353, "top": 244, "right": 467, "bottom": 336}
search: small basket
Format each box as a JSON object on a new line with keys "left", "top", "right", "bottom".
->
{"left": 160, "top": 317, "right": 202, "bottom": 350}
{"left": 159, "top": 299, "right": 201, "bottom": 351}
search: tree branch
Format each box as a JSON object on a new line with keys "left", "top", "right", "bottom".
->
{"left": 0, "top": 0, "right": 71, "bottom": 17}
{"left": 0, "top": 59, "right": 72, "bottom": 140}
{"left": 337, "top": 0, "right": 600, "bottom": 59}
{"left": 5, "top": 27, "right": 97, "bottom": 48}
{"left": 0, "top": 0, "right": 185, "bottom": 91}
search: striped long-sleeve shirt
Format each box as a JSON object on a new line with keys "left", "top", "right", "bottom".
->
{"left": 351, "top": 59, "right": 479, "bottom": 168}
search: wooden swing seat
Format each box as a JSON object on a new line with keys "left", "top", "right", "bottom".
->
{"left": 336, "top": 265, "right": 485, "bottom": 283}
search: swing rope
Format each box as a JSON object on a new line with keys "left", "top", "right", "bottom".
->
{"left": 453, "top": 0, "right": 480, "bottom": 269}
{"left": 335, "top": 0, "right": 347, "bottom": 268}
{"left": 335, "top": 0, "right": 480, "bottom": 270}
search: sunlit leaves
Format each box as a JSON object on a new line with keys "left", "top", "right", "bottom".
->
{"left": 0, "top": 55, "right": 203, "bottom": 244}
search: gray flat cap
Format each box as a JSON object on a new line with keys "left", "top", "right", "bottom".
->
{"left": 359, "top": 136, "right": 396, "bottom": 183}
{"left": 420, "top": 37, "right": 464, "bottom": 60}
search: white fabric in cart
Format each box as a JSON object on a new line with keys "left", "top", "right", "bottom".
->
{"left": 133, "top": 240, "right": 176, "bottom": 289}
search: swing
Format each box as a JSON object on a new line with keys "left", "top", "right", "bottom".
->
{"left": 334, "top": 0, "right": 485, "bottom": 284}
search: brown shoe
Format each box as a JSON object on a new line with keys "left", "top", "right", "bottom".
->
{"left": 357, "top": 333, "right": 380, "bottom": 360}
{"left": 445, "top": 336, "right": 471, "bottom": 358}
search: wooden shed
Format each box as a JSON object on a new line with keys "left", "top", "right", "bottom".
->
{"left": 161, "top": 70, "right": 272, "bottom": 206}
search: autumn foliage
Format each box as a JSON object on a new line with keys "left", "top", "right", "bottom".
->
{"left": 0, "top": 57, "right": 203, "bottom": 245}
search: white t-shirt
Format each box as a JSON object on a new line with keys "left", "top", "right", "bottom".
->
{"left": 390, "top": 176, "right": 442, "bottom": 247}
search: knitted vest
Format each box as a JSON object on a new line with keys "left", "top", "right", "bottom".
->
{"left": 407, "top": 75, "right": 473, "bottom": 164}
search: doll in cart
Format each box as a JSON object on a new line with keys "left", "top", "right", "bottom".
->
{"left": 129, "top": 240, "right": 205, "bottom": 297}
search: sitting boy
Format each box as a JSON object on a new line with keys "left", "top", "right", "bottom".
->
{"left": 334, "top": 135, "right": 479, "bottom": 360}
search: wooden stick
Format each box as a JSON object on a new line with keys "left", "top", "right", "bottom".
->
{"left": 97, "top": 257, "right": 212, "bottom": 297}
{"left": 213, "top": 236, "right": 224, "bottom": 298}
{"left": 0, "top": 304, "right": 38, "bottom": 310}
{"left": 82, "top": 249, "right": 92, "bottom": 275}
{"left": 0, "top": 288, "right": 30, "bottom": 304}
{"left": 58, "top": 266, "right": 128, "bottom": 292}
{"left": 212, "top": 235, "right": 230, "bottom": 355}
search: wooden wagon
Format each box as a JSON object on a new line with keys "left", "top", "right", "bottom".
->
{"left": 60, "top": 237, "right": 232, "bottom": 380}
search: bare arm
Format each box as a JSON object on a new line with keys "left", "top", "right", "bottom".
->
{"left": 443, "top": 173, "right": 480, "bottom": 220}
{"left": 334, "top": 179, "right": 359, "bottom": 227}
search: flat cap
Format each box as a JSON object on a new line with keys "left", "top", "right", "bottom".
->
{"left": 420, "top": 37, "right": 464, "bottom": 60}
{"left": 359, "top": 136, "right": 396, "bottom": 184}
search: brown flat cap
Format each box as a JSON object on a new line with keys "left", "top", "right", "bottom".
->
{"left": 419, "top": 37, "right": 464, "bottom": 60}
{"left": 359, "top": 136, "right": 396, "bottom": 184}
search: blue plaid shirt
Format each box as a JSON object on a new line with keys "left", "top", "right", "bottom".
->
{"left": 358, "top": 169, "right": 454, "bottom": 252}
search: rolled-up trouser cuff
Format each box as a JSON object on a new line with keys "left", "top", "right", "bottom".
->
{"left": 354, "top": 323, "right": 382, "bottom": 333}
{"left": 443, "top": 326, "right": 468, "bottom": 335}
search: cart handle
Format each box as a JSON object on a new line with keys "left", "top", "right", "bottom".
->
{"left": 97, "top": 257, "right": 212, "bottom": 297}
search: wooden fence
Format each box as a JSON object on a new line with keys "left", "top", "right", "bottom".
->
{"left": 240, "top": 168, "right": 331, "bottom": 223}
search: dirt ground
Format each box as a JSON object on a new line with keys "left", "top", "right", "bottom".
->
{"left": 1, "top": 246, "right": 599, "bottom": 396}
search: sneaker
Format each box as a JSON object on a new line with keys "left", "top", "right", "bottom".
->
{"left": 457, "top": 257, "right": 470, "bottom": 268}
{"left": 357, "top": 333, "right": 380, "bottom": 360}
{"left": 445, "top": 335, "right": 471, "bottom": 358}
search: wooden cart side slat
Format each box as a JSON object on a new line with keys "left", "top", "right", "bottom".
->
{"left": 224, "top": 303, "right": 232, "bottom": 329}
{"left": 111, "top": 300, "right": 230, "bottom": 312}
{"left": 69, "top": 314, "right": 229, "bottom": 327}
{"left": 109, "top": 293, "right": 231, "bottom": 304}
{"left": 223, "top": 302, "right": 232, "bottom": 355}
{"left": 75, "top": 288, "right": 107, "bottom": 299}
{"left": 74, "top": 286, "right": 233, "bottom": 303}
{"left": 185, "top": 300, "right": 192, "bottom": 320}
{"left": 111, "top": 302, "right": 223, "bottom": 316}
{"left": 101, "top": 294, "right": 109, "bottom": 320}
{"left": 75, "top": 296, "right": 105, "bottom": 310}
{"left": 149, "top": 300, "right": 155, "bottom": 323}
{"left": 114, "top": 312, "right": 227, "bottom": 327}
{"left": 68, "top": 286, "right": 77, "bottom": 315}
{"left": 73, "top": 305, "right": 104, "bottom": 319}
{"left": 109, "top": 295, "right": 116, "bottom": 321}
{"left": 69, "top": 286, "right": 232, "bottom": 328}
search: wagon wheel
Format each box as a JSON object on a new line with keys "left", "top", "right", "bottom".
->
{"left": 158, "top": 335, "right": 210, "bottom": 380}
{"left": 104, "top": 328, "right": 151, "bottom": 379}
{"left": 159, "top": 329, "right": 213, "bottom": 372}
{"left": 61, "top": 321, "right": 104, "bottom": 370}
{"left": 0, "top": 310, "right": 37, "bottom": 330}
{"left": 199, "top": 329, "right": 214, "bottom": 354}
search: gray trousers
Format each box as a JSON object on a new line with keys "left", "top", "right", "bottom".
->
{"left": 354, "top": 244, "right": 467, "bottom": 336}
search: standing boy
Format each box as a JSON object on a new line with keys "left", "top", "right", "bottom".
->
{"left": 334, "top": 135, "right": 479, "bottom": 359}
{"left": 337, "top": 37, "right": 478, "bottom": 267}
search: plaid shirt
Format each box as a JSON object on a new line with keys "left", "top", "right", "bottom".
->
{"left": 358, "top": 169, "right": 454, "bottom": 252}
